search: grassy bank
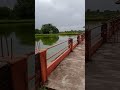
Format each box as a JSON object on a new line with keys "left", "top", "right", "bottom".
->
{"left": 35, "top": 31, "right": 84, "bottom": 36}
{"left": 59, "top": 32, "right": 80, "bottom": 35}
{"left": 35, "top": 33, "right": 81, "bottom": 37}
{"left": 35, "top": 34, "right": 58, "bottom": 38}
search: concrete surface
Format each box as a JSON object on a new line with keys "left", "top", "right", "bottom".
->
{"left": 45, "top": 41, "right": 85, "bottom": 90}
{"left": 86, "top": 30, "right": 120, "bottom": 90}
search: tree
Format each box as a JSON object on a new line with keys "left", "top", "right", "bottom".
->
{"left": 35, "top": 29, "right": 40, "bottom": 34}
{"left": 0, "top": 7, "right": 11, "bottom": 19}
{"left": 41, "top": 24, "right": 59, "bottom": 34}
{"left": 96, "top": 9, "right": 100, "bottom": 13}
{"left": 13, "top": 0, "right": 34, "bottom": 19}
{"left": 86, "top": 9, "right": 91, "bottom": 13}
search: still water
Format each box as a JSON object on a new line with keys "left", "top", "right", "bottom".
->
{"left": 0, "top": 23, "right": 34, "bottom": 55}
{"left": 0, "top": 23, "right": 34, "bottom": 89}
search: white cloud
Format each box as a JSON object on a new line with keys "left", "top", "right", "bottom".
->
{"left": 35, "top": 0, "right": 85, "bottom": 31}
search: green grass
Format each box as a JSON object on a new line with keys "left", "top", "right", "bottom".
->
{"left": 35, "top": 34, "right": 58, "bottom": 37}
{"left": 35, "top": 32, "right": 83, "bottom": 36}
{"left": 35, "top": 34, "right": 78, "bottom": 38}
{"left": 59, "top": 32, "right": 80, "bottom": 35}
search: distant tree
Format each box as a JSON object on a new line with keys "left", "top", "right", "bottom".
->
{"left": 39, "top": 30, "right": 42, "bottom": 34}
{"left": 96, "top": 9, "right": 100, "bottom": 13}
{"left": 86, "top": 9, "right": 91, "bottom": 13}
{"left": 41, "top": 24, "right": 59, "bottom": 34}
{"left": 35, "top": 29, "right": 40, "bottom": 34}
{"left": 0, "top": 7, "right": 11, "bottom": 19}
{"left": 13, "top": 0, "right": 34, "bottom": 19}
{"left": 116, "top": 10, "right": 120, "bottom": 14}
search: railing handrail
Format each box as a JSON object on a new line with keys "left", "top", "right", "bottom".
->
{"left": 46, "top": 35, "right": 81, "bottom": 50}
{"left": 86, "top": 15, "right": 120, "bottom": 61}
{"left": 46, "top": 34, "right": 81, "bottom": 60}
{"left": 88, "top": 25, "right": 102, "bottom": 31}
{"left": 46, "top": 40, "right": 68, "bottom": 50}
{"left": 47, "top": 44, "right": 70, "bottom": 60}
{"left": 26, "top": 33, "right": 84, "bottom": 87}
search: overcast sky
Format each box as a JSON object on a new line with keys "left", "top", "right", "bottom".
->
{"left": 35, "top": 0, "right": 85, "bottom": 31}
{"left": 0, "top": 0, "right": 16, "bottom": 8}
{"left": 0, "top": 0, "right": 119, "bottom": 31}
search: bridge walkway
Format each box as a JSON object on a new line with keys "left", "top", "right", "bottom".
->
{"left": 86, "top": 30, "right": 120, "bottom": 90}
{"left": 45, "top": 40, "right": 85, "bottom": 90}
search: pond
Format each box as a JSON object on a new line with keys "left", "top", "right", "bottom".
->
{"left": 0, "top": 23, "right": 35, "bottom": 89}
{"left": 35, "top": 35, "right": 78, "bottom": 63}
{"left": 0, "top": 23, "right": 34, "bottom": 56}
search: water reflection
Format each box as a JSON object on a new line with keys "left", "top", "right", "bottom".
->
{"left": 0, "top": 23, "right": 34, "bottom": 56}
{"left": 0, "top": 23, "right": 34, "bottom": 45}
{"left": 36, "top": 35, "right": 59, "bottom": 45}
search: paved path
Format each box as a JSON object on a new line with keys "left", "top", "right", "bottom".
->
{"left": 86, "top": 30, "right": 120, "bottom": 90}
{"left": 45, "top": 41, "right": 85, "bottom": 90}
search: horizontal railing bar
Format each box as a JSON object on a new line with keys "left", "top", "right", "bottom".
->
{"left": 47, "top": 44, "right": 70, "bottom": 60}
{"left": 72, "top": 36, "right": 78, "bottom": 39}
{"left": 91, "top": 33, "right": 102, "bottom": 40}
{"left": 91, "top": 37, "right": 102, "bottom": 46}
{"left": 46, "top": 40, "right": 68, "bottom": 50}
{"left": 89, "top": 25, "right": 102, "bottom": 31}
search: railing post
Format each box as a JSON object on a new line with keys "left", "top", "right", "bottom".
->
{"left": 35, "top": 53, "right": 42, "bottom": 89}
{"left": 9, "top": 56, "right": 28, "bottom": 90}
{"left": 81, "top": 34, "right": 84, "bottom": 41}
{"left": 77, "top": 35, "right": 80, "bottom": 44}
{"left": 101, "top": 22, "right": 107, "bottom": 43}
{"left": 85, "top": 30, "right": 91, "bottom": 62}
{"left": 109, "top": 21, "right": 114, "bottom": 37}
{"left": 40, "top": 49, "right": 47, "bottom": 84}
{"left": 68, "top": 38, "right": 73, "bottom": 52}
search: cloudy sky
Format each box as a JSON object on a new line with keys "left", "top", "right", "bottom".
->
{"left": 35, "top": 0, "right": 85, "bottom": 31}
{"left": 0, "top": 0, "right": 16, "bottom": 8}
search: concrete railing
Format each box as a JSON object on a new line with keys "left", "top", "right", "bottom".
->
{"left": 0, "top": 33, "right": 85, "bottom": 90}
{"left": 85, "top": 16, "right": 120, "bottom": 61}
{"left": 36, "top": 33, "right": 85, "bottom": 84}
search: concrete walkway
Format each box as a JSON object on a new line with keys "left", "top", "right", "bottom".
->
{"left": 45, "top": 41, "right": 85, "bottom": 90}
{"left": 86, "top": 30, "right": 120, "bottom": 90}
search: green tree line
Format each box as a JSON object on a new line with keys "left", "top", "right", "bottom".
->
{"left": 35, "top": 24, "right": 83, "bottom": 34}
{"left": 0, "top": 0, "right": 34, "bottom": 20}
{"left": 86, "top": 9, "right": 120, "bottom": 21}
{"left": 35, "top": 24, "right": 59, "bottom": 34}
